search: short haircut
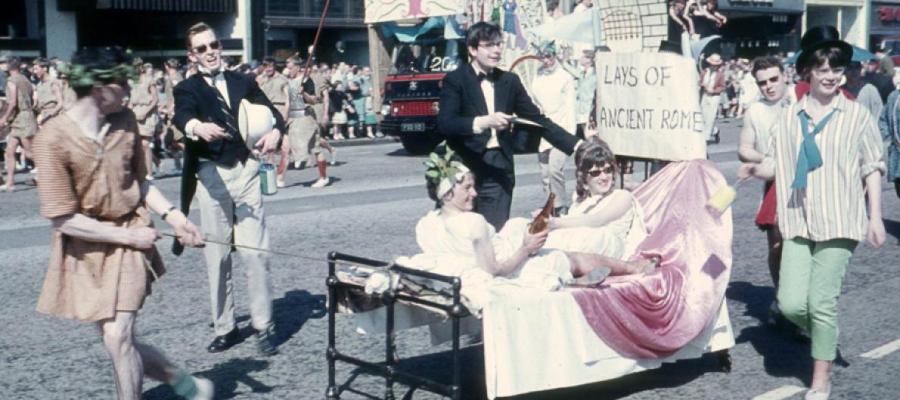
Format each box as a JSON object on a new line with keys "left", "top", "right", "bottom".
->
{"left": 32, "top": 57, "right": 50, "bottom": 68}
{"left": 465, "top": 22, "right": 502, "bottom": 50}
{"left": 165, "top": 58, "right": 181, "bottom": 69}
{"left": 262, "top": 56, "right": 277, "bottom": 66}
{"left": 285, "top": 56, "right": 302, "bottom": 66}
{"left": 7, "top": 57, "right": 22, "bottom": 71}
{"left": 798, "top": 46, "right": 851, "bottom": 77}
{"left": 186, "top": 22, "right": 213, "bottom": 49}
{"left": 750, "top": 56, "right": 783, "bottom": 76}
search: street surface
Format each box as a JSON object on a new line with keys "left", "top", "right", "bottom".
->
{"left": 1, "top": 118, "right": 899, "bottom": 400}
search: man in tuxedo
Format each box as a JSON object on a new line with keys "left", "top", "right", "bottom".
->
{"left": 173, "top": 22, "right": 287, "bottom": 356}
{"left": 437, "top": 22, "right": 581, "bottom": 229}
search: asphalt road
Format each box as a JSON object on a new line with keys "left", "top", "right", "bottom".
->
{"left": 1, "top": 119, "right": 899, "bottom": 400}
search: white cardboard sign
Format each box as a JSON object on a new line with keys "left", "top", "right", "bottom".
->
{"left": 596, "top": 52, "right": 706, "bottom": 161}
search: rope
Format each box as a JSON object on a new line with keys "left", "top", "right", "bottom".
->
{"left": 160, "top": 232, "right": 361, "bottom": 268}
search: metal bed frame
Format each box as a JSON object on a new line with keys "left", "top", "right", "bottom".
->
{"left": 326, "top": 251, "right": 470, "bottom": 400}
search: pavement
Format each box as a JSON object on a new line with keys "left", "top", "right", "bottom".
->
{"left": 1, "top": 117, "right": 899, "bottom": 400}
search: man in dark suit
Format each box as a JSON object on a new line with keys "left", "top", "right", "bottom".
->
{"left": 437, "top": 22, "right": 581, "bottom": 229}
{"left": 173, "top": 22, "right": 287, "bottom": 356}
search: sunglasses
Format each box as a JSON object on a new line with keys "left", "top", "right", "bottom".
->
{"left": 192, "top": 40, "right": 221, "bottom": 54}
{"left": 755, "top": 76, "right": 780, "bottom": 87}
{"left": 587, "top": 165, "right": 615, "bottom": 177}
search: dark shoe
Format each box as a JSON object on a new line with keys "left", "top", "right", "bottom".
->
{"left": 256, "top": 326, "right": 279, "bottom": 356}
{"left": 206, "top": 328, "right": 240, "bottom": 353}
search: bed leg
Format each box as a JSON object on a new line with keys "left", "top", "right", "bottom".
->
{"left": 384, "top": 293, "right": 397, "bottom": 400}
{"left": 326, "top": 254, "right": 340, "bottom": 399}
{"left": 715, "top": 349, "right": 732, "bottom": 373}
{"left": 450, "top": 278, "right": 463, "bottom": 400}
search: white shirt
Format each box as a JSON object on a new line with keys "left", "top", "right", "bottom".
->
{"left": 744, "top": 95, "right": 790, "bottom": 155}
{"left": 184, "top": 66, "right": 230, "bottom": 139}
{"left": 470, "top": 62, "right": 500, "bottom": 149}
{"left": 532, "top": 64, "right": 576, "bottom": 151}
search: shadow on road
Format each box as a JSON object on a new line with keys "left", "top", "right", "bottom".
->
{"left": 727, "top": 281, "right": 813, "bottom": 384}
{"left": 883, "top": 218, "right": 900, "bottom": 242}
{"left": 271, "top": 290, "right": 326, "bottom": 348}
{"left": 143, "top": 358, "right": 272, "bottom": 399}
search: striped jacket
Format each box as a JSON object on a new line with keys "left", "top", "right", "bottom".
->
{"left": 763, "top": 94, "right": 885, "bottom": 242}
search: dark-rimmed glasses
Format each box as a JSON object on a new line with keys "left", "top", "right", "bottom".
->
{"left": 587, "top": 165, "right": 614, "bottom": 177}
{"left": 478, "top": 41, "right": 503, "bottom": 49}
{"left": 192, "top": 40, "right": 221, "bottom": 54}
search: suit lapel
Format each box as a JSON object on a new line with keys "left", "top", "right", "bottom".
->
{"left": 493, "top": 71, "right": 509, "bottom": 113}
{"left": 224, "top": 71, "right": 242, "bottom": 114}
{"left": 465, "top": 65, "right": 489, "bottom": 116}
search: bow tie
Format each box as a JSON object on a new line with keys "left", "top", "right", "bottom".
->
{"left": 201, "top": 70, "right": 222, "bottom": 79}
{"left": 477, "top": 71, "right": 496, "bottom": 83}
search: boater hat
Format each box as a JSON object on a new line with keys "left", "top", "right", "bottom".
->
{"left": 796, "top": 25, "right": 852, "bottom": 70}
{"left": 705, "top": 53, "right": 723, "bottom": 66}
{"left": 238, "top": 99, "right": 275, "bottom": 151}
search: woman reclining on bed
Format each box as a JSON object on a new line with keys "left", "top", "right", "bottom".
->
{"left": 414, "top": 146, "right": 654, "bottom": 290}
{"left": 543, "top": 136, "right": 649, "bottom": 262}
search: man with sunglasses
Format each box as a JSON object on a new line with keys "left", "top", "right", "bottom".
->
{"left": 737, "top": 56, "right": 793, "bottom": 328}
{"left": 172, "top": 22, "right": 287, "bottom": 356}
{"left": 437, "top": 22, "right": 581, "bottom": 230}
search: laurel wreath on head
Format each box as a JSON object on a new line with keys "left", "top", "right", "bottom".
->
{"left": 63, "top": 63, "right": 138, "bottom": 89}
{"left": 423, "top": 147, "right": 470, "bottom": 198}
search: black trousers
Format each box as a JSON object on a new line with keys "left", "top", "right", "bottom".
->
{"left": 474, "top": 149, "right": 515, "bottom": 231}
{"left": 894, "top": 179, "right": 900, "bottom": 200}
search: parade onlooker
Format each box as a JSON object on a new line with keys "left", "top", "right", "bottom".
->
{"left": 346, "top": 79, "right": 363, "bottom": 138}
{"left": 31, "top": 46, "right": 211, "bottom": 400}
{"left": 32, "top": 58, "right": 64, "bottom": 126}
{"left": 738, "top": 56, "right": 791, "bottom": 326}
{"left": 129, "top": 62, "right": 160, "bottom": 180}
{"left": 285, "top": 56, "right": 330, "bottom": 188}
{"left": 574, "top": 49, "right": 597, "bottom": 139}
{"left": 739, "top": 26, "right": 886, "bottom": 400}
{"left": 668, "top": 0, "right": 695, "bottom": 44}
{"left": 0, "top": 57, "right": 37, "bottom": 192}
{"left": 258, "top": 57, "right": 291, "bottom": 186}
{"left": 531, "top": 41, "right": 575, "bottom": 214}
{"left": 842, "top": 62, "right": 884, "bottom": 119}
{"left": 161, "top": 58, "right": 185, "bottom": 173}
{"left": 173, "top": 22, "right": 286, "bottom": 357}
{"left": 863, "top": 57, "right": 895, "bottom": 103}
{"left": 700, "top": 53, "right": 726, "bottom": 143}
{"left": 879, "top": 85, "right": 900, "bottom": 200}
{"left": 326, "top": 81, "right": 349, "bottom": 140}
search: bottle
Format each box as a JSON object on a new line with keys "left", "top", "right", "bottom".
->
{"left": 529, "top": 193, "right": 555, "bottom": 234}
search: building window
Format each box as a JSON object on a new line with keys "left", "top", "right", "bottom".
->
{"left": 267, "top": 0, "right": 301, "bottom": 16}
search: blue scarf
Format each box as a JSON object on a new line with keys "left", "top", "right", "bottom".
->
{"left": 792, "top": 108, "right": 838, "bottom": 189}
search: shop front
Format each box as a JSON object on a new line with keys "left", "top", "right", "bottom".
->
{"left": 804, "top": 0, "right": 868, "bottom": 49}
{"left": 716, "top": 0, "right": 806, "bottom": 58}
{"left": 870, "top": 1, "right": 900, "bottom": 53}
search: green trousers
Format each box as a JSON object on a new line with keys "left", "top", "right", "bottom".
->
{"left": 777, "top": 237, "right": 857, "bottom": 361}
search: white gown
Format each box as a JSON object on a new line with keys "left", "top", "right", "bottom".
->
{"left": 412, "top": 211, "right": 573, "bottom": 299}
{"left": 544, "top": 189, "right": 648, "bottom": 260}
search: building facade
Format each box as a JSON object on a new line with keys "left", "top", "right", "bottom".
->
{"left": 261, "top": 0, "right": 367, "bottom": 66}
{"left": 870, "top": 0, "right": 900, "bottom": 52}
{"left": 803, "top": 0, "right": 869, "bottom": 49}
{"left": 717, "top": 0, "right": 806, "bottom": 58}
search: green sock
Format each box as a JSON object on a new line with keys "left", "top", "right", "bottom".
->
{"left": 171, "top": 369, "right": 198, "bottom": 399}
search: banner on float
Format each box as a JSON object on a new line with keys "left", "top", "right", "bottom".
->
{"left": 365, "top": 0, "right": 464, "bottom": 24}
{"left": 596, "top": 53, "right": 706, "bottom": 161}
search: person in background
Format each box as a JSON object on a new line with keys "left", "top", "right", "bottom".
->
{"left": 879, "top": 82, "right": 900, "bottom": 201}
{"left": 738, "top": 56, "right": 791, "bottom": 327}
{"left": 161, "top": 58, "right": 185, "bottom": 174}
{"left": 129, "top": 62, "right": 160, "bottom": 180}
{"left": 863, "top": 57, "right": 895, "bottom": 103}
{"left": 285, "top": 56, "right": 330, "bottom": 188}
{"left": 574, "top": 48, "right": 597, "bottom": 140}
{"left": 700, "top": 53, "right": 726, "bottom": 143}
{"left": 31, "top": 45, "right": 210, "bottom": 400}
{"left": 531, "top": 41, "right": 576, "bottom": 215}
{"left": 739, "top": 26, "right": 885, "bottom": 400}
{"left": 257, "top": 57, "right": 291, "bottom": 187}
{"left": 32, "top": 57, "right": 64, "bottom": 127}
{"left": 842, "top": 62, "right": 883, "bottom": 119}
{"left": 0, "top": 57, "right": 37, "bottom": 192}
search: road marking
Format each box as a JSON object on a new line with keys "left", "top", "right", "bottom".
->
{"left": 752, "top": 385, "right": 807, "bottom": 400}
{"left": 861, "top": 338, "right": 900, "bottom": 359}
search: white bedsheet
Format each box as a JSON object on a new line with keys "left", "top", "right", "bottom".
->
{"left": 482, "top": 282, "right": 734, "bottom": 399}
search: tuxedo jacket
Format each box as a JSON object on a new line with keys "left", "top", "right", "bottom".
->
{"left": 171, "top": 71, "right": 286, "bottom": 254}
{"left": 437, "top": 64, "right": 579, "bottom": 183}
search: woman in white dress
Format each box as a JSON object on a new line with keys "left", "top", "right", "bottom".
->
{"left": 545, "top": 136, "right": 650, "bottom": 267}
{"left": 415, "top": 151, "right": 654, "bottom": 290}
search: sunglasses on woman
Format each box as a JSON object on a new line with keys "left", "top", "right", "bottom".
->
{"left": 587, "top": 165, "right": 615, "bottom": 177}
{"left": 192, "top": 40, "right": 221, "bottom": 54}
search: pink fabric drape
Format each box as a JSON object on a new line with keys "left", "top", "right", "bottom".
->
{"left": 571, "top": 160, "right": 732, "bottom": 359}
